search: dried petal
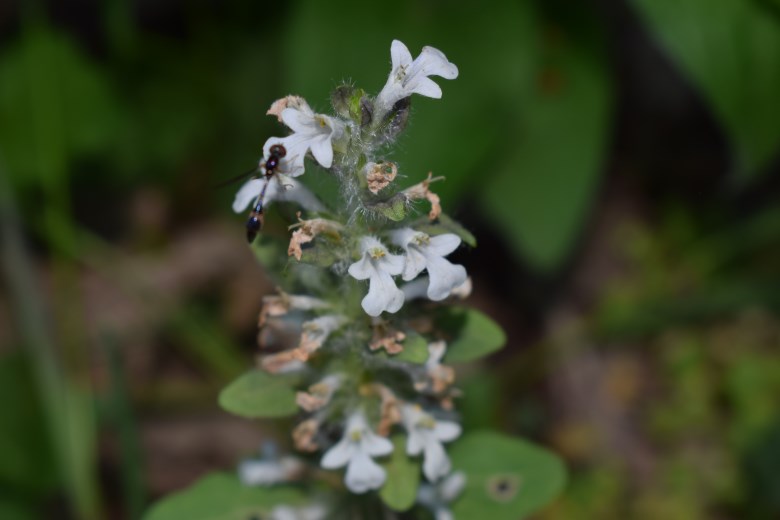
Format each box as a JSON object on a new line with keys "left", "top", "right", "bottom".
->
{"left": 293, "top": 418, "right": 320, "bottom": 452}
{"left": 403, "top": 172, "right": 444, "bottom": 220}
{"left": 288, "top": 216, "right": 343, "bottom": 261}
{"left": 370, "top": 319, "right": 406, "bottom": 355}
{"left": 365, "top": 161, "right": 398, "bottom": 194}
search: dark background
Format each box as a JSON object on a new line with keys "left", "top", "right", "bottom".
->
{"left": 1, "top": 0, "right": 780, "bottom": 518}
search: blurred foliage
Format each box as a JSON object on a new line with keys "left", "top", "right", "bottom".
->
{"left": 630, "top": 0, "right": 780, "bottom": 181}
{"left": 540, "top": 213, "right": 780, "bottom": 519}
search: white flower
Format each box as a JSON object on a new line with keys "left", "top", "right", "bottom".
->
{"left": 391, "top": 228, "right": 467, "bottom": 301}
{"left": 417, "top": 471, "right": 467, "bottom": 520}
{"left": 375, "top": 40, "right": 458, "bottom": 117}
{"left": 238, "top": 456, "right": 304, "bottom": 486}
{"left": 270, "top": 503, "right": 327, "bottom": 520}
{"left": 232, "top": 173, "right": 325, "bottom": 214}
{"left": 401, "top": 404, "right": 461, "bottom": 482}
{"left": 348, "top": 236, "right": 405, "bottom": 316}
{"left": 321, "top": 411, "right": 394, "bottom": 493}
{"left": 272, "top": 101, "right": 345, "bottom": 172}
{"left": 401, "top": 276, "right": 472, "bottom": 302}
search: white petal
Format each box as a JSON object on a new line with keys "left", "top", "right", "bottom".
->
{"left": 390, "top": 227, "right": 417, "bottom": 248}
{"left": 344, "top": 451, "right": 386, "bottom": 493}
{"left": 232, "top": 178, "right": 264, "bottom": 213}
{"left": 362, "top": 269, "right": 404, "bottom": 316}
{"left": 426, "top": 233, "right": 462, "bottom": 257}
{"left": 426, "top": 256, "right": 467, "bottom": 301}
{"left": 401, "top": 277, "right": 429, "bottom": 301}
{"left": 439, "top": 471, "right": 467, "bottom": 501}
{"left": 410, "top": 77, "right": 443, "bottom": 99}
{"left": 406, "top": 430, "right": 425, "bottom": 456}
{"left": 348, "top": 254, "right": 374, "bottom": 281}
{"left": 434, "top": 508, "right": 455, "bottom": 520}
{"left": 418, "top": 46, "right": 458, "bottom": 79}
{"left": 426, "top": 341, "right": 447, "bottom": 366}
{"left": 309, "top": 135, "right": 333, "bottom": 168}
{"left": 274, "top": 175, "right": 326, "bottom": 212}
{"left": 262, "top": 175, "right": 284, "bottom": 203}
{"left": 416, "top": 482, "right": 437, "bottom": 507}
{"left": 281, "top": 107, "right": 316, "bottom": 134}
{"left": 402, "top": 247, "right": 427, "bottom": 281}
{"left": 382, "top": 252, "right": 406, "bottom": 276}
{"left": 238, "top": 460, "right": 284, "bottom": 485}
{"left": 321, "top": 439, "right": 354, "bottom": 469}
{"left": 270, "top": 506, "right": 298, "bottom": 520}
{"left": 433, "top": 421, "right": 461, "bottom": 443}
{"left": 359, "top": 235, "right": 386, "bottom": 252}
{"left": 363, "top": 432, "right": 393, "bottom": 457}
{"left": 309, "top": 315, "right": 347, "bottom": 336}
{"left": 390, "top": 40, "right": 413, "bottom": 71}
{"left": 423, "top": 440, "right": 451, "bottom": 482}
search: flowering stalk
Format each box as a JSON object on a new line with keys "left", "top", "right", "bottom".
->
{"left": 229, "top": 39, "right": 471, "bottom": 514}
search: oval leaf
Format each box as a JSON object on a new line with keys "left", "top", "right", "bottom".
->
{"left": 379, "top": 435, "right": 420, "bottom": 512}
{"left": 144, "top": 473, "right": 304, "bottom": 520}
{"left": 219, "top": 371, "right": 298, "bottom": 419}
{"left": 450, "top": 431, "right": 566, "bottom": 520}
{"left": 435, "top": 307, "right": 506, "bottom": 363}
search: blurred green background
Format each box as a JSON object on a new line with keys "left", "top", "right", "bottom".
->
{"left": 1, "top": 0, "right": 780, "bottom": 518}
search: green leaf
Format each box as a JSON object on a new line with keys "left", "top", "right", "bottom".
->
{"left": 219, "top": 370, "right": 298, "bottom": 419}
{"left": 379, "top": 435, "right": 420, "bottom": 512}
{"left": 480, "top": 6, "right": 611, "bottom": 270}
{"left": 450, "top": 431, "right": 566, "bottom": 520}
{"left": 435, "top": 307, "right": 506, "bottom": 363}
{"left": 0, "top": 496, "right": 36, "bottom": 520}
{"left": 143, "top": 473, "right": 304, "bottom": 520}
{"left": 630, "top": 0, "right": 780, "bottom": 181}
{"left": 0, "top": 24, "right": 119, "bottom": 188}
{"left": 0, "top": 353, "right": 57, "bottom": 493}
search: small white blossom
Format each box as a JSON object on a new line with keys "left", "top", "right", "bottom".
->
{"left": 375, "top": 40, "right": 458, "bottom": 117}
{"left": 321, "top": 411, "right": 393, "bottom": 493}
{"left": 402, "top": 276, "right": 472, "bottom": 302}
{"left": 348, "top": 236, "right": 405, "bottom": 316}
{"left": 232, "top": 174, "right": 325, "bottom": 214}
{"left": 269, "top": 100, "right": 345, "bottom": 173}
{"left": 238, "top": 455, "right": 304, "bottom": 486}
{"left": 417, "top": 471, "right": 467, "bottom": 520}
{"left": 270, "top": 503, "right": 327, "bottom": 520}
{"left": 391, "top": 228, "right": 467, "bottom": 301}
{"left": 401, "top": 404, "right": 461, "bottom": 482}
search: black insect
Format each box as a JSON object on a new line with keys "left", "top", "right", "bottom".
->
{"left": 245, "top": 144, "right": 287, "bottom": 243}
